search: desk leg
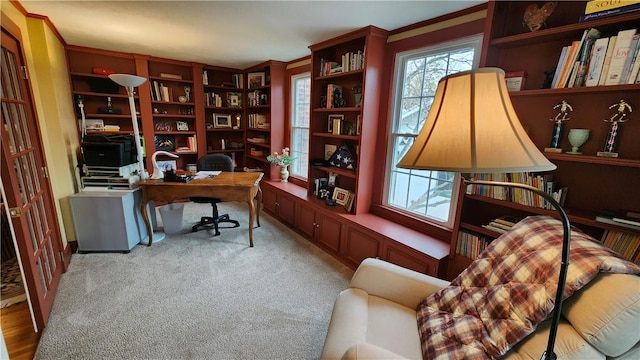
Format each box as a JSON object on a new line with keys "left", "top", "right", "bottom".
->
{"left": 255, "top": 186, "right": 262, "bottom": 228}
{"left": 141, "top": 199, "right": 153, "bottom": 247}
{"left": 247, "top": 193, "right": 256, "bottom": 248}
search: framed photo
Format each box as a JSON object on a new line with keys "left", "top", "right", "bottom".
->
{"left": 328, "top": 114, "right": 344, "bottom": 134}
{"left": 317, "top": 185, "right": 335, "bottom": 200}
{"left": 176, "top": 121, "right": 189, "bottom": 131}
{"left": 332, "top": 187, "right": 350, "bottom": 206}
{"left": 154, "top": 135, "right": 175, "bottom": 151}
{"left": 214, "top": 114, "right": 232, "bottom": 128}
{"left": 227, "top": 92, "right": 242, "bottom": 108}
{"left": 248, "top": 72, "right": 265, "bottom": 89}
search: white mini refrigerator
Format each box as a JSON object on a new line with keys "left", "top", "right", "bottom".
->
{"left": 69, "top": 188, "right": 155, "bottom": 253}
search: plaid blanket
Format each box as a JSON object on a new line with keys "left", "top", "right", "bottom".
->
{"left": 417, "top": 215, "right": 640, "bottom": 359}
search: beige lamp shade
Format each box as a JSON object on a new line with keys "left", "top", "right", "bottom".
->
{"left": 397, "top": 68, "right": 556, "bottom": 173}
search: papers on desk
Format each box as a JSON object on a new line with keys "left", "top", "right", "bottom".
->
{"left": 193, "top": 171, "right": 221, "bottom": 179}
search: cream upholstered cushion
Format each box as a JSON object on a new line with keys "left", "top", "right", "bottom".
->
{"left": 504, "top": 319, "right": 604, "bottom": 359}
{"left": 320, "top": 288, "right": 422, "bottom": 360}
{"left": 561, "top": 273, "right": 640, "bottom": 357}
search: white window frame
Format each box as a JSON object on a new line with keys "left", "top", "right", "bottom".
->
{"left": 290, "top": 72, "right": 310, "bottom": 179}
{"left": 383, "top": 35, "right": 483, "bottom": 228}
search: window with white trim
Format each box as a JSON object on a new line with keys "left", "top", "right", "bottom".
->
{"left": 290, "top": 72, "right": 310, "bottom": 179}
{"left": 384, "top": 36, "right": 482, "bottom": 227}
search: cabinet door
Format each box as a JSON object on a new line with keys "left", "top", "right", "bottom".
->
{"left": 296, "top": 200, "right": 317, "bottom": 240}
{"left": 343, "top": 225, "right": 381, "bottom": 268}
{"left": 316, "top": 211, "right": 342, "bottom": 254}
{"left": 383, "top": 242, "right": 439, "bottom": 277}
{"left": 277, "top": 192, "right": 296, "bottom": 227}
{"left": 262, "top": 185, "right": 278, "bottom": 214}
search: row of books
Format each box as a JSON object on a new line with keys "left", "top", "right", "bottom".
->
{"left": 247, "top": 90, "right": 267, "bottom": 107}
{"left": 551, "top": 27, "right": 640, "bottom": 89}
{"left": 318, "top": 50, "right": 365, "bottom": 76}
{"left": 601, "top": 229, "right": 640, "bottom": 264}
{"left": 456, "top": 231, "right": 491, "bottom": 260}
{"left": 580, "top": 0, "right": 640, "bottom": 22}
{"left": 247, "top": 113, "right": 268, "bottom": 129}
{"left": 150, "top": 81, "right": 173, "bottom": 102}
{"left": 175, "top": 136, "right": 197, "bottom": 153}
{"left": 204, "top": 92, "right": 223, "bottom": 107}
{"left": 466, "top": 173, "right": 567, "bottom": 210}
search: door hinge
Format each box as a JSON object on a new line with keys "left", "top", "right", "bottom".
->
{"left": 59, "top": 251, "right": 64, "bottom": 263}
{"left": 21, "top": 66, "right": 28, "bottom": 80}
{"left": 42, "top": 166, "right": 49, "bottom": 178}
{"left": 9, "top": 207, "right": 21, "bottom": 218}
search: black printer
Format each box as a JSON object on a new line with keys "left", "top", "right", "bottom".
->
{"left": 82, "top": 134, "right": 137, "bottom": 167}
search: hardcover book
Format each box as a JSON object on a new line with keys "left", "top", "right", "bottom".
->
{"left": 585, "top": 37, "right": 610, "bottom": 86}
{"left": 604, "top": 28, "right": 638, "bottom": 85}
{"left": 584, "top": 0, "right": 640, "bottom": 14}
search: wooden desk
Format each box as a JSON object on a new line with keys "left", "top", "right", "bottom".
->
{"left": 139, "top": 172, "right": 264, "bottom": 247}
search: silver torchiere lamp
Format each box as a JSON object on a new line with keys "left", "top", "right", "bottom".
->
{"left": 397, "top": 68, "right": 570, "bottom": 360}
{"left": 108, "top": 74, "right": 148, "bottom": 181}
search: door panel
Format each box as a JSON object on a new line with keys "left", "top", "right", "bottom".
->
{"left": 1, "top": 29, "right": 64, "bottom": 330}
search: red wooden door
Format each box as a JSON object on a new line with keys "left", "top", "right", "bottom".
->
{"left": 1, "top": 28, "right": 65, "bottom": 330}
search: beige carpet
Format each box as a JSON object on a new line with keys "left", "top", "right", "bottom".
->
{"left": 35, "top": 202, "right": 353, "bottom": 359}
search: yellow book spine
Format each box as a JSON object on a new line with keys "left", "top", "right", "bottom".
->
{"left": 585, "top": 0, "right": 640, "bottom": 14}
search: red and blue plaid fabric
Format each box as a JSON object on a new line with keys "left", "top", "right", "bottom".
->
{"left": 417, "top": 215, "right": 640, "bottom": 359}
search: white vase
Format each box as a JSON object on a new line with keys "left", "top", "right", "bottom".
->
{"left": 567, "top": 128, "right": 590, "bottom": 154}
{"left": 280, "top": 166, "right": 289, "bottom": 182}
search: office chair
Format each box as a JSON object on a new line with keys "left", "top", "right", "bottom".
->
{"left": 190, "top": 154, "right": 240, "bottom": 235}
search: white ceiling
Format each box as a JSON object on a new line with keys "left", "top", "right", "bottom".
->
{"left": 19, "top": 0, "right": 486, "bottom": 69}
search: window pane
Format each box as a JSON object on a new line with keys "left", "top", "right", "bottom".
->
{"left": 290, "top": 73, "right": 310, "bottom": 179}
{"left": 384, "top": 36, "right": 482, "bottom": 227}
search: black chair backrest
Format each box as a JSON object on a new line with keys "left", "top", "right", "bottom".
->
{"left": 197, "top": 154, "right": 234, "bottom": 172}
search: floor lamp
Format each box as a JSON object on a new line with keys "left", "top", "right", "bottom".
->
{"left": 108, "top": 74, "right": 148, "bottom": 181}
{"left": 109, "top": 74, "right": 166, "bottom": 244}
{"left": 397, "top": 68, "right": 570, "bottom": 360}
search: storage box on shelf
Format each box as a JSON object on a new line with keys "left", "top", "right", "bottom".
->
{"left": 447, "top": 1, "right": 640, "bottom": 278}
{"left": 147, "top": 58, "right": 199, "bottom": 170}
{"left": 67, "top": 47, "right": 140, "bottom": 136}
{"left": 201, "top": 65, "right": 246, "bottom": 170}
{"left": 308, "top": 26, "right": 387, "bottom": 214}
{"left": 244, "top": 61, "right": 286, "bottom": 180}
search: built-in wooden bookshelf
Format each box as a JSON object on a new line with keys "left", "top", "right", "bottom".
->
{"left": 308, "top": 26, "right": 388, "bottom": 214}
{"left": 200, "top": 65, "right": 246, "bottom": 170}
{"left": 448, "top": 0, "right": 640, "bottom": 279}
{"left": 244, "top": 60, "right": 286, "bottom": 180}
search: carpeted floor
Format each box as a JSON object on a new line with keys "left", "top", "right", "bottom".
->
{"left": 1, "top": 257, "right": 27, "bottom": 309}
{"left": 34, "top": 202, "right": 353, "bottom": 360}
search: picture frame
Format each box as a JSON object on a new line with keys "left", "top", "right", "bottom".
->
{"left": 247, "top": 72, "right": 265, "bottom": 89}
{"left": 328, "top": 114, "right": 344, "bottom": 134}
{"left": 332, "top": 187, "right": 350, "bottom": 206}
{"left": 504, "top": 71, "right": 526, "bottom": 92}
{"left": 227, "top": 92, "right": 242, "bottom": 108}
{"left": 176, "top": 121, "right": 189, "bottom": 131}
{"left": 214, "top": 114, "right": 232, "bottom": 128}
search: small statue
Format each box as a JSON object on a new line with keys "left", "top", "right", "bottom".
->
{"left": 545, "top": 100, "right": 572, "bottom": 152}
{"left": 598, "top": 100, "right": 633, "bottom": 157}
{"left": 523, "top": 1, "right": 557, "bottom": 32}
{"left": 184, "top": 86, "right": 191, "bottom": 102}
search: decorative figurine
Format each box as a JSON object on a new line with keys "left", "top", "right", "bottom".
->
{"left": 597, "top": 100, "right": 632, "bottom": 158}
{"left": 184, "top": 86, "right": 191, "bottom": 102}
{"left": 234, "top": 114, "right": 241, "bottom": 129}
{"left": 523, "top": 1, "right": 556, "bottom": 32}
{"left": 545, "top": 100, "right": 573, "bottom": 153}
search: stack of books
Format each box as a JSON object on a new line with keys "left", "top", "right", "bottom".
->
{"left": 481, "top": 216, "right": 521, "bottom": 234}
{"left": 595, "top": 210, "right": 640, "bottom": 231}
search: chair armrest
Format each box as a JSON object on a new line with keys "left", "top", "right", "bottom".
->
{"left": 348, "top": 258, "right": 450, "bottom": 309}
{"left": 341, "top": 343, "right": 410, "bottom": 360}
